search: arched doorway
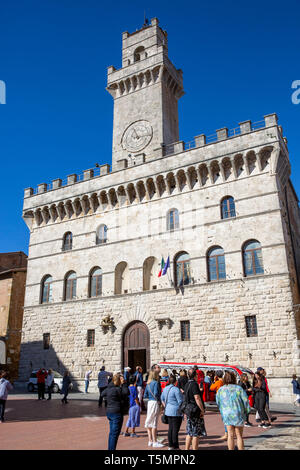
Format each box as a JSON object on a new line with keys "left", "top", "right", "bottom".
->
{"left": 123, "top": 321, "right": 150, "bottom": 373}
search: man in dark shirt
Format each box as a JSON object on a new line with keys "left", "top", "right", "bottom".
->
{"left": 184, "top": 369, "right": 205, "bottom": 451}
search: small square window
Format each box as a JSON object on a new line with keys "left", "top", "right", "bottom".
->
{"left": 245, "top": 316, "right": 258, "bottom": 337}
{"left": 43, "top": 333, "right": 50, "bottom": 350}
{"left": 87, "top": 329, "right": 95, "bottom": 347}
{"left": 180, "top": 321, "right": 190, "bottom": 341}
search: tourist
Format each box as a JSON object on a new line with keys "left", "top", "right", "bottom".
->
{"left": 36, "top": 367, "right": 48, "bottom": 400}
{"left": 0, "top": 371, "right": 13, "bottom": 423}
{"left": 124, "top": 367, "right": 131, "bottom": 385}
{"left": 216, "top": 371, "right": 250, "bottom": 450}
{"left": 46, "top": 368, "right": 55, "bottom": 400}
{"left": 183, "top": 368, "right": 206, "bottom": 451}
{"left": 102, "top": 373, "right": 129, "bottom": 450}
{"left": 98, "top": 366, "right": 113, "bottom": 408}
{"left": 84, "top": 369, "right": 92, "bottom": 393}
{"left": 160, "top": 369, "right": 169, "bottom": 390}
{"left": 161, "top": 374, "right": 183, "bottom": 450}
{"left": 134, "top": 366, "right": 144, "bottom": 408}
{"left": 204, "top": 371, "right": 212, "bottom": 385}
{"left": 291, "top": 374, "right": 300, "bottom": 406}
{"left": 252, "top": 372, "right": 271, "bottom": 428}
{"left": 122, "top": 375, "right": 140, "bottom": 437}
{"left": 261, "top": 368, "right": 277, "bottom": 423}
{"left": 144, "top": 369, "right": 165, "bottom": 448}
{"left": 151, "top": 363, "right": 161, "bottom": 374}
{"left": 61, "top": 371, "right": 72, "bottom": 404}
{"left": 237, "top": 373, "right": 253, "bottom": 426}
{"left": 210, "top": 371, "right": 224, "bottom": 394}
{"left": 177, "top": 369, "right": 188, "bottom": 393}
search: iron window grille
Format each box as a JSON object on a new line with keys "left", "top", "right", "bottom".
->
{"left": 87, "top": 329, "right": 95, "bottom": 347}
{"left": 245, "top": 315, "right": 258, "bottom": 337}
{"left": 180, "top": 320, "right": 190, "bottom": 341}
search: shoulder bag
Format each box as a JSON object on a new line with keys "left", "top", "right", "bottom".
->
{"left": 179, "top": 382, "right": 200, "bottom": 419}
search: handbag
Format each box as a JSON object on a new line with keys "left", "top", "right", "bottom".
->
{"left": 161, "top": 385, "right": 173, "bottom": 424}
{"left": 179, "top": 382, "right": 200, "bottom": 419}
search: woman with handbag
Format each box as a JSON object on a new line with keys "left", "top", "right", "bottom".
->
{"left": 182, "top": 369, "right": 206, "bottom": 451}
{"left": 161, "top": 375, "right": 183, "bottom": 450}
{"left": 143, "top": 370, "right": 165, "bottom": 448}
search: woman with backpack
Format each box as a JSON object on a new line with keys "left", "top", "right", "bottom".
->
{"left": 0, "top": 371, "right": 13, "bottom": 423}
{"left": 161, "top": 374, "right": 183, "bottom": 450}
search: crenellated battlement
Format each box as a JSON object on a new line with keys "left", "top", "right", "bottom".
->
{"left": 22, "top": 112, "right": 291, "bottom": 233}
{"left": 23, "top": 113, "right": 286, "bottom": 200}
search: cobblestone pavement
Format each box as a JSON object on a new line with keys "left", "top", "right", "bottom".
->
{"left": 1, "top": 393, "right": 299, "bottom": 450}
{"left": 245, "top": 407, "right": 300, "bottom": 450}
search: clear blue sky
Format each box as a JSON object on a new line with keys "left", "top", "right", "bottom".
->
{"left": 0, "top": 0, "right": 299, "bottom": 255}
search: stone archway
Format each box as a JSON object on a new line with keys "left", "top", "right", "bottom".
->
{"left": 123, "top": 321, "right": 150, "bottom": 374}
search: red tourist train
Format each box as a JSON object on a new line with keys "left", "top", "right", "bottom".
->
{"left": 157, "top": 361, "right": 254, "bottom": 403}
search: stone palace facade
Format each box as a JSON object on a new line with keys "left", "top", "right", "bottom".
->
{"left": 19, "top": 18, "right": 300, "bottom": 402}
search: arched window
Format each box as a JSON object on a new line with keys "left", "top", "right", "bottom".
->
{"left": 96, "top": 225, "right": 107, "bottom": 245}
{"left": 134, "top": 46, "right": 145, "bottom": 62}
{"left": 64, "top": 271, "right": 77, "bottom": 300}
{"left": 62, "top": 232, "right": 72, "bottom": 251}
{"left": 167, "top": 208, "right": 179, "bottom": 231}
{"left": 143, "top": 256, "right": 157, "bottom": 291}
{"left": 41, "top": 275, "right": 53, "bottom": 304}
{"left": 221, "top": 196, "right": 236, "bottom": 219}
{"left": 175, "top": 252, "right": 191, "bottom": 287}
{"left": 89, "top": 267, "right": 102, "bottom": 297}
{"left": 243, "top": 240, "right": 264, "bottom": 276}
{"left": 207, "top": 247, "right": 226, "bottom": 281}
{"left": 114, "top": 262, "right": 129, "bottom": 295}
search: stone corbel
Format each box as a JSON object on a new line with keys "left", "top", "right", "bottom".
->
{"left": 242, "top": 155, "right": 250, "bottom": 176}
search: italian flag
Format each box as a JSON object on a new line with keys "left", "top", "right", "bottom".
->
{"left": 158, "top": 257, "right": 165, "bottom": 277}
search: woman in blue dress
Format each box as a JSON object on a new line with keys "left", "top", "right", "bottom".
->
{"left": 216, "top": 371, "right": 250, "bottom": 450}
{"left": 122, "top": 375, "right": 140, "bottom": 437}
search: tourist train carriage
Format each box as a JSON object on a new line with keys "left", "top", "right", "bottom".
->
{"left": 157, "top": 362, "right": 254, "bottom": 403}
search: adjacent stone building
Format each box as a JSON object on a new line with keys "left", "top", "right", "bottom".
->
{"left": 0, "top": 252, "right": 27, "bottom": 379}
{"left": 19, "top": 18, "right": 300, "bottom": 401}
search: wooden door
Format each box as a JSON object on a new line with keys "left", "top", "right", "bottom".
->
{"left": 123, "top": 321, "right": 150, "bottom": 372}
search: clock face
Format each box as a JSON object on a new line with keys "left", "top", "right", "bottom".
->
{"left": 121, "top": 120, "right": 153, "bottom": 153}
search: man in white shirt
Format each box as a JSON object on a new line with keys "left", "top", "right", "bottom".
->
{"left": 85, "top": 370, "right": 92, "bottom": 393}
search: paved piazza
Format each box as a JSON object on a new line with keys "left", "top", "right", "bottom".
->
{"left": 1, "top": 393, "right": 299, "bottom": 450}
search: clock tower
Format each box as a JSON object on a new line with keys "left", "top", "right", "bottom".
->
{"left": 107, "top": 18, "right": 184, "bottom": 171}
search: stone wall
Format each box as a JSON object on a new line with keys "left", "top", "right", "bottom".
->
{"left": 19, "top": 271, "right": 299, "bottom": 402}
